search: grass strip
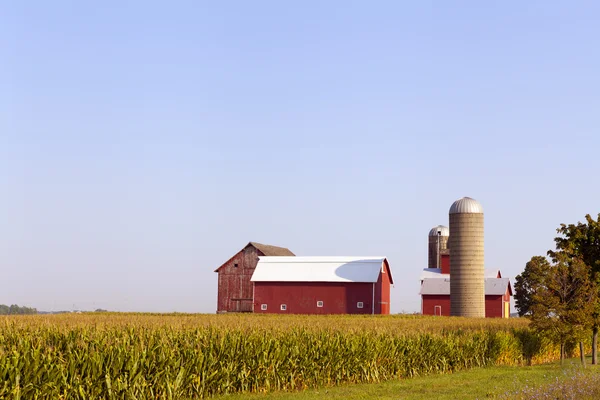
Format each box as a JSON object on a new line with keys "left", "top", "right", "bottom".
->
{"left": 219, "top": 358, "right": 599, "bottom": 400}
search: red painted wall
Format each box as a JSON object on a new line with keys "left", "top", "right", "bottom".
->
{"left": 423, "top": 293, "right": 510, "bottom": 318}
{"left": 440, "top": 254, "right": 450, "bottom": 274}
{"left": 254, "top": 282, "right": 377, "bottom": 314}
{"left": 485, "top": 287, "right": 512, "bottom": 318}
{"left": 216, "top": 245, "right": 264, "bottom": 313}
{"left": 375, "top": 260, "right": 392, "bottom": 314}
{"left": 422, "top": 295, "right": 451, "bottom": 316}
{"left": 485, "top": 295, "right": 503, "bottom": 318}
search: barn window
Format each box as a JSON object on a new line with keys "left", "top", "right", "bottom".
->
{"left": 261, "top": 304, "right": 267, "bottom": 311}
{"left": 234, "top": 263, "right": 238, "bottom": 268}
{"left": 357, "top": 302, "right": 364, "bottom": 309}
{"left": 316, "top": 301, "right": 324, "bottom": 308}
{"left": 280, "top": 304, "right": 287, "bottom": 311}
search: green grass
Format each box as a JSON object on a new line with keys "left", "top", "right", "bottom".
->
{"left": 219, "top": 358, "right": 599, "bottom": 400}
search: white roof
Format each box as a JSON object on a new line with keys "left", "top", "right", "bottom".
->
{"left": 486, "top": 278, "right": 511, "bottom": 295}
{"left": 420, "top": 268, "right": 445, "bottom": 280}
{"left": 420, "top": 277, "right": 511, "bottom": 296}
{"left": 251, "top": 256, "right": 391, "bottom": 283}
{"left": 419, "top": 268, "right": 501, "bottom": 280}
{"left": 420, "top": 278, "right": 451, "bottom": 295}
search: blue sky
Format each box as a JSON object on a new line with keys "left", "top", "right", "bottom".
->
{"left": 2, "top": 1, "right": 598, "bottom": 312}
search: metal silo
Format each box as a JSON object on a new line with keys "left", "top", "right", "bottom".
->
{"left": 449, "top": 197, "right": 485, "bottom": 317}
{"left": 428, "top": 225, "right": 449, "bottom": 269}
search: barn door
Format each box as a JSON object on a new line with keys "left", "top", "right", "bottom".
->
{"left": 434, "top": 305, "right": 442, "bottom": 316}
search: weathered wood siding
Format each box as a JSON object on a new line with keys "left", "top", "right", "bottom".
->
{"left": 216, "top": 246, "right": 263, "bottom": 313}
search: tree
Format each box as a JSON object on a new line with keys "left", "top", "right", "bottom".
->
{"left": 549, "top": 214, "right": 600, "bottom": 272}
{"left": 0, "top": 304, "right": 38, "bottom": 315}
{"left": 529, "top": 255, "right": 597, "bottom": 364}
{"left": 514, "top": 256, "right": 551, "bottom": 317}
{"left": 548, "top": 213, "right": 600, "bottom": 364}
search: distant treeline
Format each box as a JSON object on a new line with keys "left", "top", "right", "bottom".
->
{"left": 0, "top": 304, "right": 38, "bottom": 315}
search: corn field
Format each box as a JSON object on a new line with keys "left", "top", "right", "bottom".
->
{"left": 0, "top": 313, "right": 564, "bottom": 399}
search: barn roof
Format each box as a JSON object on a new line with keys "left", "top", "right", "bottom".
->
{"left": 420, "top": 268, "right": 445, "bottom": 280}
{"left": 249, "top": 242, "right": 295, "bottom": 256}
{"left": 419, "top": 268, "right": 502, "bottom": 281}
{"left": 486, "top": 278, "right": 512, "bottom": 295}
{"left": 420, "top": 278, "right": 451, "bottom": 294}
{"left": 420, "top": 277, "right": 511, "bottom": 296}
{"left": 214, "top": 242, "right": 295, "bottom": 272}
{"left": 251, "top": 256, "right": 393, "bottom": 284}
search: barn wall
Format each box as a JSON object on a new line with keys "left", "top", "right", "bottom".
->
{"left": 485, "top": 295, "right": 503, "bottom": 318}
{"left": 253, "top": 282, "right": 375, "bottom": 314}
{"left": 216, "top": 246, "right": 263, "bottom": 313}
{"left": 374, "top": 261, "right": 391, "bottom": 315}
{"left": 422, "top": 295, "right": 451, "bottom": 316}
{"left": 440, "top": 254, "right": 450, "bottom": 274}
{"left": 422, "top": 294, "right": 510, "bottom": 318}
{"left": 422, "top": 279, "right": 512, "bottom": 318}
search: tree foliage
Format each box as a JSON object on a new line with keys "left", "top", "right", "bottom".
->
{"left": 549, "top": 213, "right": 600, "bottom": 363}
{"left": 0, "top": 304, "right": 38, "bottom": 315}
{"left": 529, "top": 255, "right": 596, "bottom": 345}
{"left": 514, "top": 256, "right": 551, "bottom": 317}
{"left": 515, "top": 213, "right": 600, "bottom": 363}
{"left": 548, "top": 213, "right": 600, "bottom": 273}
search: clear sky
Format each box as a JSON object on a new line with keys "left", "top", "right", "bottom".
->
{"left": 2, "top": 1, "right": 598, "bottom": 313}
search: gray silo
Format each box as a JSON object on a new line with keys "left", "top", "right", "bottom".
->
{"left": 428, "top": 225, "right": 449, "bottom": 269}
{"left": 449, "top": 197, "right": 485, "bottom": 317}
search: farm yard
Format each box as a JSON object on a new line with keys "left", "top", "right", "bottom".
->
{"left": 1, "top": 313, "right": 591, "bottom": 399}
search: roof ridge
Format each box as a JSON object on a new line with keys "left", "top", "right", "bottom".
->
{"left": 248, "top": 242, "right": 295, "bottom": 257}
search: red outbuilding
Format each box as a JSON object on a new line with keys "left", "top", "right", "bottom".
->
{"left": 420, "top": 273, "right": 512, "bottom": 318}
{"left": 251, "top": 257, "right": 393, "bottom": 314}
{"left": 214, "top": 242, "right": 294, "bottom": 313}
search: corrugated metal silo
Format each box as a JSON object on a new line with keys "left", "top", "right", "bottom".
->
{"left": 428, "top": 225, "right": 449, "bottom": 269}
{"left": 449, "top": 197, "right": 485, "bottom": 317}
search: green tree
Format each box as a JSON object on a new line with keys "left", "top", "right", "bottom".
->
{"left": 529, "top": 255, "right": 597, "bottom": 364}
{"left": 514, "top": 256, "right": 551, "bottom": 317}
{"left": 548, "top": 213, "right": 600, "bottom": 364}
{"left": 0, "top": 304, "right": 38, "bottom": 315}
{"left": 549, "top": 214, "right": 600, "bottom": 271}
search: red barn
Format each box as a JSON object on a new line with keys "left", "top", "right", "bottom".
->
{"left": 214, "top": 242, "right": 294, "bottom": 313}
{"left": 251, "top": 257, "right": 393, "bottom": 314}
{"left": 420, "top": 274, "right": 512, "bottom": 318}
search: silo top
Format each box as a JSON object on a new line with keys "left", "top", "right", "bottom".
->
{"left": 428, "top": 225, "right": 449, "bottom": 237}
{"left": 449, "top": 197, "right": 483, "bottom": 214}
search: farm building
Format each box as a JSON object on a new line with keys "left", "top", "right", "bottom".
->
{"left": 420, "top": 269, "right": 512, "bottom": 318}
{"left": 420, "top": 197, "right": 513, "bottom": 318}
{"left": 214, "top": 242, "right": 294, "bottom": 313}
{"left": 252, "top": 257, "right": 393, "bottom": 315}
{"left": 420, "top": 228, "right": 513, "bottom": 318}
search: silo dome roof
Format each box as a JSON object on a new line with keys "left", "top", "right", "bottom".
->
{"left": 429, "top": 225, "right": 449, "bottom": 237}
{"left": 449, "top": 197, "right": 483, "bottom": 214}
